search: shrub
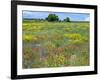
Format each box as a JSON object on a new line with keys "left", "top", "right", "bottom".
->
{"left": 71, "top": 39, "right": 84, "bottom": 44}
{"left": 44, "top": 54, "right": 66, "bottom": 67}
{"left": 43, "top": 41, "right": 56, "bottom": 52}
{"left": 23, "top": 35, "right": 33, "bottom": 42}
{"left": 23, "top": 48, "right": 40, "bottom": 68}
{"left": 23, "top": 35, "right": 38, "bottom": 42}
{"left": 64, "top": 33, "right": 82, "bottom": 40}
{"left": 63, "top": 17, "right": 71, "bottom": 22}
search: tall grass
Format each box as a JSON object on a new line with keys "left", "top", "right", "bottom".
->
{"left": 22, "top": 21, "right": 89, "bottom": 68}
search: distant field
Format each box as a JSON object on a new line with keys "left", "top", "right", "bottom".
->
{"left": 22, "top": 20, "right": 90, "bottom": 68}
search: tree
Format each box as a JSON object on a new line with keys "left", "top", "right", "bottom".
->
{"left": 46, "top": 14, "right": 59, "bottom": 22}
{"left": 64, "top": 17, "right": 70, "bottom": 22}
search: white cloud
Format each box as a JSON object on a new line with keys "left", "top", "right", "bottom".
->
{"left": 84, "top": 17, "right": 90, "bottom": 21}
{"left": 23, "top": 11, "right": 33, "bottom": 15}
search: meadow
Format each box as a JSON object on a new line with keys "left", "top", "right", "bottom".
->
{"left": 22, "top": 20, "right": 90, "bottom": 68}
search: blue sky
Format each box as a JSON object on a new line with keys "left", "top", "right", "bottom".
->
{"left": 22, "top": 11, "right": 90, "bottom": 21}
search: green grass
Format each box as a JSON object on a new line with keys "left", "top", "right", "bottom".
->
{"left": 22, "top": 21, "right": 90, "bottom": 68}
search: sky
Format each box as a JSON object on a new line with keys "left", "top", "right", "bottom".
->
{"left": 22, "top": 10, "right": 90, "bottom": 21}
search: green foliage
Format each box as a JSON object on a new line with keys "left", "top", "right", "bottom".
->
{"left": 46, "top": 14, "right": 59, "bottom": 22}
{"left": 23, "top": 35, "right": 38, "bottom": 42}
{"left": 64, "top": 17, "right": 70, "bottom": 22}
{"left": 64, "top": 33, "right": 82, "bottom": 40}
{"left": 23, "top": 35, "right": 33, "bottom": 42}
{"left": 43, "top": 41, "right": 56, "bottom": 52}
{"left": 44, "top": 54, "right": 66, "bottom": 67}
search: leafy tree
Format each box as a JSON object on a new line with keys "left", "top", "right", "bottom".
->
{"left": 46, "top": 14, "right": 59, "bottom": 22}
{"left": 64, "top": 17, "right": 70, "bottom": 22}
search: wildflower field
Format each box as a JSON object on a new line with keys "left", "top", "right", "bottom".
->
{"left": 22, "top": 20, "right": 90, "bottom": 68}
